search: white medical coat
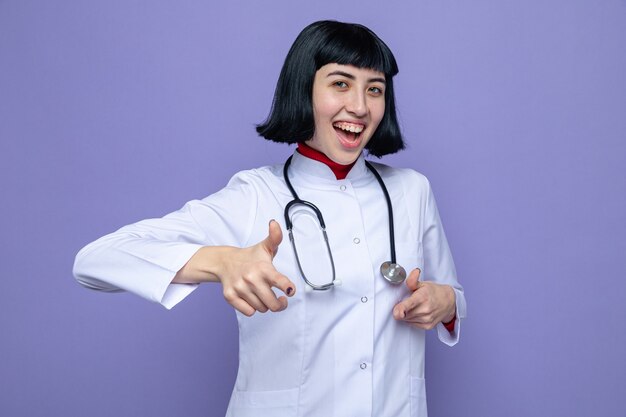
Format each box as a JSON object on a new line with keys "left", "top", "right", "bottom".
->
{"left": 74, "top": 151, "right": 466, "bottom": 417}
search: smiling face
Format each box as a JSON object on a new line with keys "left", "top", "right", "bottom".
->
{"left": 306, "top": 63, "right": 386, "bottom": 165}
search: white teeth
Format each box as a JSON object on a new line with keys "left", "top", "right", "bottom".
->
{"left": 333, "top": 122, "right": 364, "bottom": 134}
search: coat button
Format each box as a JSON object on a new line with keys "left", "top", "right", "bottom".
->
{"left": 360, "top": 363, "right": 367, "bottom": 370}
{"left": 361, "top": 296, "right": 368, "bottom": 303}
{"left": 340, "top": 185, "right": 347, "bottom": 191}
{"left": 353, "top": 237, "right": 360, "bottom": 244}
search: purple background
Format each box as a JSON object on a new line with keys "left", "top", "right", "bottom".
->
{"left": 1, "top": 1, "right": 625, "bottom": 416}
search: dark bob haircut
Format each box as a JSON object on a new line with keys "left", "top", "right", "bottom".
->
{"left": 256, "top": 20, "right": 404, "bottom": 157}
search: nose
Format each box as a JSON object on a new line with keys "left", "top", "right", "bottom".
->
{"left": 345, "top": 90, "right": 367, "bottom": 118}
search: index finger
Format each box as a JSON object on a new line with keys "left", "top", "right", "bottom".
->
{"left": 393, "top": 292, "right": 421, "bottom": 320}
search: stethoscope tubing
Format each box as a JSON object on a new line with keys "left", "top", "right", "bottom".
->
{"left": 363, "top": 160, "right": 397, "bottom": 265}
{"left": 282, "top": 155, "right": 400, "bottom": 289}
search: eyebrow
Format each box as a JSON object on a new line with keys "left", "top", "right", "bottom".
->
{"left": 327, "top": 70, "right": 386, "bottom": 84}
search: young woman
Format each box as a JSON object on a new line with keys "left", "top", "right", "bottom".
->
{"left": 74, "top": 20, "right": 466, "bottom": 417}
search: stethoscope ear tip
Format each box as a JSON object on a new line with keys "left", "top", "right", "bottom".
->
{"left": 333, "top": 279, "right": 342, "bottom": 287}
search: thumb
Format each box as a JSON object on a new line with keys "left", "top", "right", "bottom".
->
{"left": 262, "top": 219, "right": 283, "bottom": 258}
{"left": 406, "top": 268, "right": 421, "bottom": 292}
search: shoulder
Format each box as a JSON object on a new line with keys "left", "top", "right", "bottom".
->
{"left": 365, "top": 161, "right": 431, "bottom": 194}
{"left": 223, "top": 163, "right": 284, "bottom": 189}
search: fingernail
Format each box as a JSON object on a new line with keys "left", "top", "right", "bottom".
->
{"left": 286, "top": 287, "right": 293, "bottom": 296}
{"left": 269, "top": 219, "right": 274, "bottom": 227}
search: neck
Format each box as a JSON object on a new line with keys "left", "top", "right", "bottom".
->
{"left": 296, "top": 143, "right": 356, "bottom": 180}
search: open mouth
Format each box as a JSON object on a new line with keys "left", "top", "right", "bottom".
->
{"left": 333, "top": 122, "right": 364, "bottom": 146}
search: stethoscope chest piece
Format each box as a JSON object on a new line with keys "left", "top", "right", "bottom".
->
{"left": 380, "top": 261, "right": 407, "bottom": 284}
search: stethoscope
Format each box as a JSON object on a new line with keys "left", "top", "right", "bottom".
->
{"left": 283, "top": 155, "right": 407, "bottom": 290}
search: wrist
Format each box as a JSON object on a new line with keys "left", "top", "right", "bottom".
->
{"left": 173, "top": 246, "right": 229, "bottom": 284}
{"left": 199, "top": 246, "right": 233, "bottom": 282}
{"left": 443, "top": 312, "right": 456, "bottom": 325}
{"left": 442, "top": 286, "right": 456, "bottom": 323}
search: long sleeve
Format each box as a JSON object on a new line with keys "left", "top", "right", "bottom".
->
{"left": 73, "top": 176, "right": 259, "bottom": 309}
{"left": 421, "top": 179, "right": 467, "bottom": 346}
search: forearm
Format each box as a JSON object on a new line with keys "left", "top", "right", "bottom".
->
{"left": 172, "top": 245, "right": 234, "bottom": 284}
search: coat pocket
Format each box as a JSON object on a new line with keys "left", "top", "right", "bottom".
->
{"left": 410, "top": 376, "right": 428, "bottom": 417}
{"left": 228, "top": 387, "right": 299, "bottom": 417}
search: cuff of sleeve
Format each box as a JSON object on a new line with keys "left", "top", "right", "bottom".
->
{"left": 149, "top": 244, "right": 205, "bottom": 309}
{"left": 160, "top": 282, "right": 199, "bottom": 309}
{"left": 437, "top": 287, "right": 466, "bottom": 346}
{"left": 74, "top": 237, "right": 204, "bottom": 308}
